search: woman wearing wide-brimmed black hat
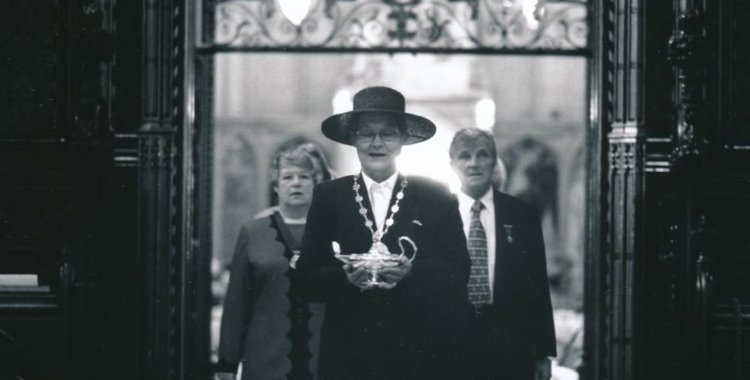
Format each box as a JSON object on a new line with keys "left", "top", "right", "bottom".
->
{"left": 296, "top": 86, "right": 473, "bottom": 380}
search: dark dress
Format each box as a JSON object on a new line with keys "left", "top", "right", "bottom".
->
{"left": 296, "top": 174, "right": 472, "bottom": 380}
{"left": 217, "top": 212, "right": 325, "bottom": 380}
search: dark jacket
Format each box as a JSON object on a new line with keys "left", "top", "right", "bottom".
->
{"left": 471, "top": 191, "right": 557, "bottom": 379}
{"left": 296, "top": 174, "right": 471, "bottom": 380}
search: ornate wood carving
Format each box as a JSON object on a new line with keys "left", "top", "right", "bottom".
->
{"left": 668, "top": 10, "right": 708, "bottom": 160}
{"left": 187, "top": 54, "right": 216, "bottom": 380}
{"left": 69, "top": 0, "right": 115, "bottom": 145}
{"left": 600, "top": 0, "right": 649, "bottom": 379}
{"left": 136, "top": 0, "right": 189, "bottom": 378}
{"left": 605, "top": 133, "right": 645, "bottom": 380}
{"left": 582, "top": 0, "right": 610, "bottom": 378}
{"left": 138, "top": 132, "right": 181, "bottom": 379}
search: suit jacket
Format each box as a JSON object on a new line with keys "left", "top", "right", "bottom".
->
{"left": 475, "top": 190, "right": 556, "bottom": 376}
{"left": 296, "top": 174, "right": 471, "bottom": 380}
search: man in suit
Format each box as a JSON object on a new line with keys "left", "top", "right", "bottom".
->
{"left": 296, "top": 86, "right": 471, "bottom": 380}
{"left": 449, "top": 128, "right": 556, "bottom": 380}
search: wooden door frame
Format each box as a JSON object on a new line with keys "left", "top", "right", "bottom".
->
{"left": 164, "top": 1, "right": 613, "bottom": 379}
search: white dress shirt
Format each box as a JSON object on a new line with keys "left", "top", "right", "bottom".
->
{"left": 361, "top": 171, "right": 399, "bottom": 234}
{"left": 457, "top": 189, "right": 496, "bottom": 301}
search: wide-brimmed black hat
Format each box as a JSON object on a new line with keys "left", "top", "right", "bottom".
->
{"left": 321, "top": 86, "right": 436, "bottom": 145}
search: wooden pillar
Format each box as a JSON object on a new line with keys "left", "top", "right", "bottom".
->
{"left": 592, "top": 0, "right": 674, "bottom": 379}
{"left": 595, "top": 1, "right": 647, "bottom": 379}
{"left": 138, "top": 0, "right": 191, "bottom": 378}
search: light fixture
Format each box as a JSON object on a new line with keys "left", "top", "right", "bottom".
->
{"left": 278, "top": 0, "right": 313, "bottom": 26}
{"left": 332, "top": 88, "right": 353, "bottom": 114}
{"left": 503, "top": 0, "right": 542, "bottom": 29}
{"left": 522, "top": 0, "right": 540, "bottom": 29}
{"left": 475, "top": 98, "right": 496, "bottom": 130}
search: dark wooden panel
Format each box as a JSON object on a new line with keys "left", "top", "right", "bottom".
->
{"left": 0, "top": 320, "right": 64, "bottom": 380}
{"left": 716, "top": 0, "right": 750, "bottom": 145}
{"left": 111, "top": 0, "right": 143, "bottom": 133}
{"left": 0, "top": 1, "right": 143, "bottom": 379}
{"left": 0, "top": 1, "right": 63, "bottom": 136}
{"left": 0, "top": 143, "right": 76, "bottom": 292}
{"left": 643, "top": 1, "right": 675, "bottom": 139}
{"left": 707, "top": 326, "right": 750, "bottom": 380}
{"left": 95, "top": 161, "right": 141, "bottom": 380}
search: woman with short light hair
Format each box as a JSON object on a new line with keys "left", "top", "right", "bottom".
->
{"left": 216, "top": 143, "right": 331, "bottom": 380}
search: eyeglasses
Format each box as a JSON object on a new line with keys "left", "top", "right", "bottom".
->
{"left": 353, "top": 129, "right": 401, "bottom": 143}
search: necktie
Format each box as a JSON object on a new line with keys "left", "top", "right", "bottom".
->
{"left": 370, "top": 182, "right": 390, "bottom": 233}
{"left": 468, "top": 200, "right": 491, "bottom": 306}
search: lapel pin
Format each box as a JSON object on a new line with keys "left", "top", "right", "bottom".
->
{"left": 290, "top": 250, "right": 301, "bottom": 269}
{"left": 412, "top": 220, "right": 422, "bottom": 226}
{"left": 503, "top": 224, "right": 514, "bottom": 244}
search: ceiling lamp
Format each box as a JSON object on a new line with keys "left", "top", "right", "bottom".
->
{"left": 278, "top": 0, "right": 313, "bottom": 26}
{"left": 475, "top": 98, "right": 496, "bottom": 130}
{"left": 332, "top": 88, "right": 353, "bottom": 115}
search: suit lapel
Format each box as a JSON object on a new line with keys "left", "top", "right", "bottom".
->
{"left": 390, "top": 174, "right": 414, "bottom": 236}
{"left": 386, "top": 174, "right": 407, "bottom": 222}
{"left": 379, "top": 174, "right": 413, "bottom": 244}
{"left": 493, "top": 191, "right": 510, "bottom": 296}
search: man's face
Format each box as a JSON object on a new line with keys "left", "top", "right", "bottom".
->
{"left": 353, "top": 113, "right": 405, "bottom": 180}
{"left": 450, "top": 140, "right": 496, "bottom": 197}
{"left": 275, "top": 165, "right": 315, "bottom": 209}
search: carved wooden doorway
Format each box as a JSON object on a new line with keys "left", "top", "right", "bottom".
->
{"left": 189, "top": 0, "right": 595, "bottom": 378}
